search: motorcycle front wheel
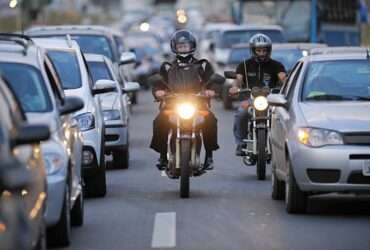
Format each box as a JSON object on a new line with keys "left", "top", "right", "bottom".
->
{"left": 256, "top": 128, "right": 267, "bottom": 180}
{"left": 180, "top": 139, "right": 191, "bottom": 198}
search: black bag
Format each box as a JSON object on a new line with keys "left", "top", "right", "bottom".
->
{"left": 167, "top": 60, "right": 206, "bottom": 94}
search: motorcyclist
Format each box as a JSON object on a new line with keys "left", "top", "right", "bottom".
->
{"left": 150, "top": 29, "right": 219, "bottom": 170}
{"left": 229, "top": 33, "right": 287, "bottom": 156}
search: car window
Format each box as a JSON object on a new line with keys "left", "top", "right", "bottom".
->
{"left": 113, "top": 35, "right": 125, "bottom": 54}
{"left": 281, "top": 61, "right": 300, "bottom": 96}
{"left": 272, "top": 49, "right": 305, "bottom": 71}
{"left": 219, "top": 30, "right": 285, "bottom": 48}
{"left": 302, "top": 60, "right": 370, "bottom": 101}
{"left": 228, "top": 48, "right": 251, "bottom": 65}
{"left": 47, "top": 50, "right": 82, "bottom": 89}
{"left": 87, "top": 61, "right": 114, "bottom": 83}
{"left": 0, "top": 63, "right": 52, "bottom": 112}
{"left": 286, "top": 63, "right": 303, "bottom": 104}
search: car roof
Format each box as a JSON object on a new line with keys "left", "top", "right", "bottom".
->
{"left": 272, "top": 43, "right": 327, "bottom": 50}
{"left": 0, "top": 35, "right": 42, "bottom": 66}
{"left": 310, "top": 46, "right": 370, "bottom": 55}
{"left": 26, "top": 25, "right": 122, "bottom": 37}
{"left": 219, "top": 24, "right": 284, "bottom": 33}
{"left": 303, "top": 52, "right": 370, "bottom": 63}
{"left": 32, "top": 37, "right": 80, "bottom": 51}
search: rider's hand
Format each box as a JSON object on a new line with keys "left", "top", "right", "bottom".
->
{"left": 240, "top": 100, "right": 250, "bottom": 110}
{"left": 205, "top": 90, "right": 215, "bottom": 97}
{"left": 155, "top": 90, "right": 166, "bottom": 98}
{"left": 229, "top": 86, "right": 239, "bottom": 95}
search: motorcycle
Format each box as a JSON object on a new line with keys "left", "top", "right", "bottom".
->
{"left": 225, "top": 71, "right": 274, "bottom": 180}
{"left": 151, "top": 74, "right": 224, "bottom": 198}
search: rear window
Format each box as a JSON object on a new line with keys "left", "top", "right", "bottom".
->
{"left": 228, "top": 48, "right": 251, "bottom": 65}
{"left": 87, "top": 61, "right": 113, "bottom": 83}
{"left": 48, "top": 50, "right": 82, "bottom": 89}
{"left": 0, "top": 63, "right": 52, "bottom": 112}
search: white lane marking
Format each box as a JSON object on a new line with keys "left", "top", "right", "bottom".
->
{"left": 151, "top": 212, "right": 176, "bottom": 248}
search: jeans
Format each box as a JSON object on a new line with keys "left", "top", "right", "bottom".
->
{"left": 233, "top": 106, "right": 251, "bottom": 145}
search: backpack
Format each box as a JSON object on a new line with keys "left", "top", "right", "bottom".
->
{"left": 166, "top": 59, "right": 207, "bottom": 94}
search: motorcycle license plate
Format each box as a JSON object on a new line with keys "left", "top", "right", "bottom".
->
{"left": 362, "top": 160, "right": 370, "bottom": 176}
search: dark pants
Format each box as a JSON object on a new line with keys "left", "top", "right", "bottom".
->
{"left": 150, "top": 111, "right": 219, "bottom": 155}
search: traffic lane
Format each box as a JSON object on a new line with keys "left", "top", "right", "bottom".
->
{"left": 64, "top": 91, "right": 370, "bottom": 250}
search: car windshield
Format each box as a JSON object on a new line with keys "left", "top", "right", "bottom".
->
{"left": 272, "top": 49, "right": 305, "bottom": 71}
{"left": 219, "top": 30, "right": 285, "bottom": 48}
{"left": 47, "top": 50, "right": 82, "bottom": 89}
{"left": 87, "top": 61, "right": 113, "bottom": 83}
{"left": 302, "top": 60, "right": 370, "bottom": 102}
{"left": 0, "top": 63, "right": 52, "bottom": 112}
{"left": 228, "top": 48, "right": 251, "bottom": 65}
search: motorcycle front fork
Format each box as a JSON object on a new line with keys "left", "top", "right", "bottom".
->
{"left": 242, "top": 121, "right": 271, "bottom": 157}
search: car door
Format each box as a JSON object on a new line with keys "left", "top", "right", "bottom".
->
{"left": 272, "top": 62, "right": 303, "bottom": 173}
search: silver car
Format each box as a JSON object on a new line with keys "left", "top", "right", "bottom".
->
{"left": 0, "top": 34, "right": 84, "bottom": 246}
{"left": 85, "top": 53, "right": 139, "bottom": 169}
{"left": 269, "top": 52, "right": 370, "bottom": 214}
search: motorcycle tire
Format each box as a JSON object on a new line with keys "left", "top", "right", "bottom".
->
{"left": 180, "top": 140, "right": 191, "bottom": 198}
{"left": 256, "top": 129, "right": 267, "bottom": 180}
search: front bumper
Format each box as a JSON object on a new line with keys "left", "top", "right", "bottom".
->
{"left": 104, "top": 122, "right": 128, "bottom": 152}
{"left": 291, "top": 142, "right": 370, "bottom": 193}
{"left": 45, "top": 173, "right": 67, "bottom": 226}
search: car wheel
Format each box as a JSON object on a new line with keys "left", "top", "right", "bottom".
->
{"left": 71, "top": 190, "right": 84, "bottom": 226}
{"left": 112, "top": 146, "right": 129, "bottom": 169}
{"left": 222, "top": 86, "right": 233, "bottom": 110}
{"left": 285, "top": 159, "right": 307, "bottom": 214}
{"left": 47, "top": 184, "right": 71, "bottom": 247}
{"left": 271, "top": 166, "right": 285, "bottom": 200}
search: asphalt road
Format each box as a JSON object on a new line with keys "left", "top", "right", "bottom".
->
{"left": 62, "top": 91, "right": 370, "bottom": 250}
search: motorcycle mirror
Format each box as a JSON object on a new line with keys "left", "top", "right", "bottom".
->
{"left": 224, "top": 71, "right": 237, "bottom": 79}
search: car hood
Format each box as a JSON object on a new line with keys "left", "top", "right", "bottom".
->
{"left": 99, "top": 92, "right": 120, "bottom": 110}
{"left": 299, "top": 102, "right": 370, "bottom": 132}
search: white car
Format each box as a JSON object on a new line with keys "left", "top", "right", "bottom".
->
{"left": 85, "top": 53, "right": 140, "bottom": 169}
{"left": 33, "top": 37, "right": 112, "bottom": 197}
{"left": 0, "top": 34, "right": 84, "bottom": 246}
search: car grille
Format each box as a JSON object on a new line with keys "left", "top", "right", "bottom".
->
{"left": 343, "top": 133, "right": 370, "bottom": 145}
{"left": 306, "top": 169, "right": 340, "bottom": 183}
{"left": 347, "top": 172, "right": 370, "bottom": 184}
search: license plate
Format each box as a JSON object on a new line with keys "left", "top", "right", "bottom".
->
{"left": 362, "top": 160, "right": 370, "bottom": 176}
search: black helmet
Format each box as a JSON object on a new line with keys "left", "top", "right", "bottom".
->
{"left": 249, "top": 33, "right": 272, "bottom": 62}
{"left": 170, "top": 29, "right": 197, "bottom": 57}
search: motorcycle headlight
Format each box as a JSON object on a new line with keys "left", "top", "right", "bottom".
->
{"left": 297, "top": 128, "right": 343, "bottom": 147}
{"left": 75, "top": 112, "right": 95, "bottom": 131}
{"left": 176, "top": 103, "right": 196, "bottom": 119}
{"left": 253, "top": 96, "right": 268, "bottom": 111}
{"left": 44, "top": 152, "right": 65, "bottom": 175}
{"left": 103, "top": 110, "right": 121, "bottom": 121}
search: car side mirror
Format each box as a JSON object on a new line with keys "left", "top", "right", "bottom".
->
{"left": 0, "top": 158, "right": 32, "bottom": 192}
{"left": 224, "top": 71, "right": 237, "bottom": 79}
{"left": 93, "top": 79, "right": 117, "bottom": 95}
{"left": 119, "top": 52, "right": 137, "bottom": 66}
{"left": 122, "top": 81, "right": 140, "bottom": 93}
{"left": 268, "top": 94, "right": 288, "bottom": 108}
{"left": 13, "top": 124, "right": 50, "bottom": 146}
{"left": 60, "top": 96, "right": 84, "bottom": 116}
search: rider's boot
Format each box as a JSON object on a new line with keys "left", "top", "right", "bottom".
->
{"left": 156, "top": 153, "right": 168, "bottom": 171}
{"left": 203, "top": 151, "right": 214, "bottom": 170}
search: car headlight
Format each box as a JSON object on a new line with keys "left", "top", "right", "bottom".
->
{"left": 44, "top": 152, "right": 65, "bottom": 175}
{"left": 103, "top": 110, "right": 121, "bottom": 121}
{"left": 75, "top": 112, "right": 95, "bottom": 131}
{"left": 297, "top": 128, "right": 343, "bottom": 147}
{"left": 176, "top": 103, "right": 196, "bottom": 119}
{"left": 253, "top": 96, "right": 268, "bottom": 111}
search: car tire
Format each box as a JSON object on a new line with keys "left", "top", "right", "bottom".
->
{"left": 271, "top": 166, "right": 285, "bottom": 200}
{"left": 71, "top": 190, "right": 84, "bottom": 227}
{"left": 285, "top": 159, "right": 307, "bottom": 214}
{"left": 112, "top": 146, "right": 129, "bottom": 169}
{"left": 222, "top": 86, "right": 233, "bottom": 110}
{"left": 47, "top": 184, "right": 71, "bottom": 247}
